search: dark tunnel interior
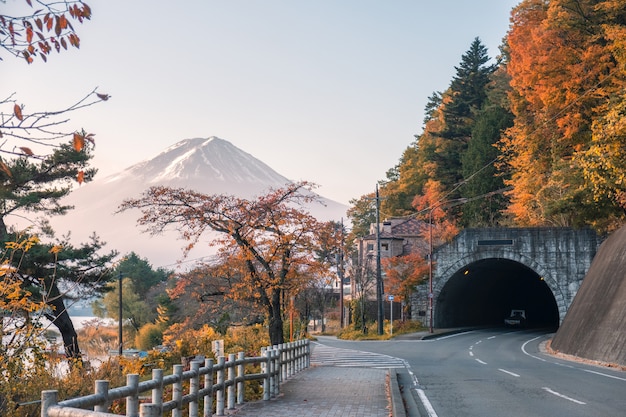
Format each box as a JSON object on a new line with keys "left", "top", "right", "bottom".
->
{"left": 434, "top": 258, "right": 560, "bottom": 329}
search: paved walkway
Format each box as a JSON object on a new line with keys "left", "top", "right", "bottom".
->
{"left": 229, "top": 366, "right": 390, "bottom": 417}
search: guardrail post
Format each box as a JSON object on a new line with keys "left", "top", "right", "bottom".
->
{"left": 126, "top": 373, "right": 139, "bottom": 417}
{"left": 94, "top": 380, "right": 109, "bottom": 412}
{"left": 140, "top": 403, "right": 161, "bottom": 417}
{"left": 203, "top": 358, "right": 214, "bottom": 417}
{"left": 292, "top": 339, "right": 304, "bottom": 374}
{"left": 236, "top": 352, "right": 245, "bottom": 405}
{"left": 151, "top": 368, "right": 163, "bottom": 412}
{"left": 216, "top": 356, "right": 226, "bottom": 415}
{"left": 305, "top": 339, "right": 311, "bottom": 369}
{"left": 268, "top": 347, "right": 275, "bottom": 398}
{"left": 294, "top": 340, "right": 299, "bottom": 372}
{"left": 288, "top": 342, "right": 294, "bottom": 377}
{"left": 227, "top": 353, "right": 236, "bottom": 410}
{"left": 279, "top": 343, "right": 286, "bottom": 381}
{"left": 261, "top": 348, "right": 270, "bottom": 401}
{"left": 273, "top": 348, "right": 280, "bottom": 397}
{"left": 190, "top": 361, "right": 201, "bottom": 417}
{"left": 41, "top": 390, "right": 57, "bottom": 417}
{"left": 172, "top": 364, "right": 183, "bottom": 417}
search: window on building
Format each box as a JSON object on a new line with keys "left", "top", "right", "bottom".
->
{"left": 367, "top": 243, "right": 374, "bottom": 251}
{"left": 381, "top": 243, "right": 389, "bottom": 251}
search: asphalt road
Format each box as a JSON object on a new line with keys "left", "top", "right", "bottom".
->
{"left": 316, "top": 329, "right": 626, "bottom": 417}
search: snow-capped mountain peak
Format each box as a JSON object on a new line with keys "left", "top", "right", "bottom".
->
{"left": 129, "top": 136, "right": 289, "bottom": 186}
{"left": 44, "top": 137, "right": 347, "bottom": 268}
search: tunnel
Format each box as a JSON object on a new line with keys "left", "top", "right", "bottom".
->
{"left": 434, "top": 258, "right": 560, "bottom": 329}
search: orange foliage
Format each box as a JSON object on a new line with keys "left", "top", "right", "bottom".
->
{"left": 501, "top": 0, "right": 626, "bottom": 227}
{"left": 412, "top": 179, "right": 460, "bottom": 244}
{"left": 119, "top": 182, "right": 334, "bottom": 345}
{"left": 2, "top": 1, "right": 92, "bottom": 63}
{"left": 382, "top": 253, "right": 428, "bottom": 303}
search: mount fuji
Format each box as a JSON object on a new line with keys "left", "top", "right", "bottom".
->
{"left": 47, "top": 137, "right": 348, "bottom": 269}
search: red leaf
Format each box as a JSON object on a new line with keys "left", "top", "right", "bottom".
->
{"left": 55, "top": 17, "right": 62, "bottom": 36}
{"left": 73, "top": 133, "right": 85, "bottom": 151}
{"left": 77, "top": 171, "right": 85, "bottom": 185}
{"left": 19, "top": 147, "right": 34, "bottom": 156}
{"left": 13, "top": 104, "right": 23, "bottom": 120}
{"left": 0, "top": 161, "right": 11, "bottom": 178}
{"left": 83, "top": 4, "right": 92, "bottom": 19}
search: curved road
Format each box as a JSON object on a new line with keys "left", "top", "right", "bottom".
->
{"left": 315, "top": 329, "right": 626, "bottom": 417}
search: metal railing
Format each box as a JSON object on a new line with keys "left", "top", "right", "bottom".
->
{"left": 41, "top": 339, "right": 310, "bottom": 417}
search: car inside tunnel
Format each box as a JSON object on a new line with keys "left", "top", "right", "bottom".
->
{"left": 434, "top": 258, "right": 560, "bottom": 329}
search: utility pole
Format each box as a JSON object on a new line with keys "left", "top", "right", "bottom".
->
{"left": 337, "top": 218, "right": 345, "bottom": 328}
{"left": 375, "top": 184, "right": 384, "bottom": 335}
{"left": 118, "top": 271, "right": 123, "bottom": 357}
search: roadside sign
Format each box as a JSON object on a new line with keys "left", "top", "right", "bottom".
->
{"left": 388, "top": 295, "right": 394, "bottom": 301}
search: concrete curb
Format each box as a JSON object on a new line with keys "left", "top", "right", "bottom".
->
{"left": 389, "top": 369, "right": 406, "bottom": 417}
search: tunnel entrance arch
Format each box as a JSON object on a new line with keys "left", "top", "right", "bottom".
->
{"left": 433, "top": 257, "right": 560, "bottom": 328}
{"left": 410, "top": 228, "right": 600, "bottom": 329}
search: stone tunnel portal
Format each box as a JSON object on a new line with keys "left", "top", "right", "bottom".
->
{"left": 434, "top": 258, "right": 560, "bottom": 329}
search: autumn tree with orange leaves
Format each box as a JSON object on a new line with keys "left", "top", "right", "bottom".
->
{"left": 501, "top": 0, "right": 626, "bottom": 231}
{"left": 119, "top": 182, "right": 339, "bottom": 345}
{"left": 165, "top": 259, "right": 262, "bottom": 335}
{"left": 382, "top": 252, "right": 428, "bottom": 310}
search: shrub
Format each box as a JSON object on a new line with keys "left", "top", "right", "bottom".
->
{"left": 135, "top": 323, "right": 164, "bottom": 350}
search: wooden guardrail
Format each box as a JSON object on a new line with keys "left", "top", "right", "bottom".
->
{"left": 40, "top": 339, "right": 310, "bottom": 417}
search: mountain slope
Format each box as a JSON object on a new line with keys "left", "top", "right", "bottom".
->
{"left": 47, "top": 137, "right": 347, "bottom": 268}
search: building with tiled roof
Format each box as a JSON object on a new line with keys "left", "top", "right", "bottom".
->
{"left": 351, "top": 217, "right": 429, "bottom": 301}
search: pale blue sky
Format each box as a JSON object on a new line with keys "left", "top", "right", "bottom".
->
{"left": 3, "top": 0, "right": 519, "bottom": 205}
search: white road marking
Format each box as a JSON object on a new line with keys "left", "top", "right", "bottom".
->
{"left": 584, "top": 369, "right": 626, "bottom": 382}
{"left": 522, "top": 335, "right": 626, "bottom": 381}
{"left": 521, "top": 336, "right": 547, "bottom": 362}
{"left": 542, "top": 387, "right": 586, "bottom": 405}
{"left": 476, "top": 359, "right": 487, "bottom": 365}
{"left": 487, "top": 336, "right": 496, "bottom": 340}
{"left": 435, "top": 330, "right": 476, "bottom": 340}
{"left": 407, "top": 365, "right": 439, "bottom": 417}
{"left": 499, "top": 368, "right": 520, "bottom": 377}
{"left": 415, "top": 388, "right": 439, "bottom": 417}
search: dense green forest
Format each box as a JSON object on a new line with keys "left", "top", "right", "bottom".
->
{"left": 350, "top": 0, "right": 626, "bottom": 238}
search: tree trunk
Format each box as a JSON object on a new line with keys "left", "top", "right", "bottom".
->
{"left": 45, "top": 284, "right": 83, "bottom": 367}
{"left": 267, "top": 289, "right": 284, "bottom": 346}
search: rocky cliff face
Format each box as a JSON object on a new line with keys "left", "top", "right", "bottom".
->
{"left": 551, "top": 226, "right": 626, "bottom": 367}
